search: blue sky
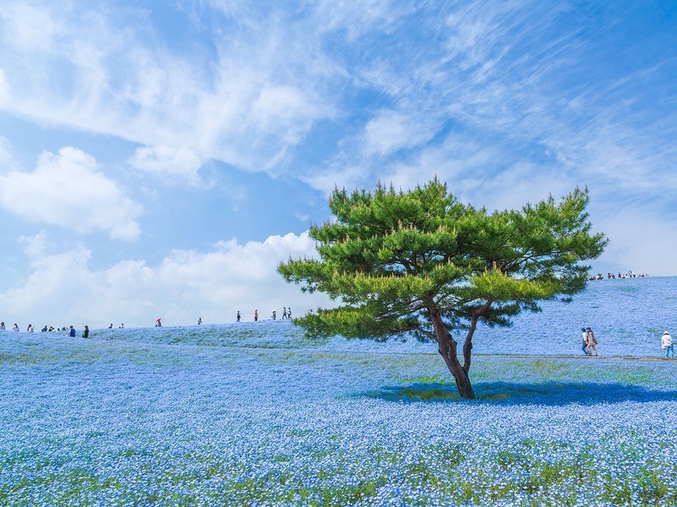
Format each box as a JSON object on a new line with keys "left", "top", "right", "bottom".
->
{"left": 1, "top": 1, "right": 676, "bottom": 329}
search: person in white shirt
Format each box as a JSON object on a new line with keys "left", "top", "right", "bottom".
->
{"left": 661, "top": 331, "right": 674, "bottom": 358}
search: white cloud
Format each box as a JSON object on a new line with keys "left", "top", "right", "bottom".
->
{"left": 18, "top": 230, "right": 52, "bottom": 259}
{"left": 0, "top": 68, "right": 9, "bottom": 106}
{"left": 0, "top": 231, "right": 333, "bottom": 329}
{"left": 0, "top": 147, "right": 142, "bottom": 240}
{"left": 128, "top": 145, "right": 203, "bottom": 185}
{"left": 0, "top": 134, "right": 13, "bottom": 167}
{"left": 0, "top": 2, "right": 60, "bottom": 53}
{"left": 362, "top": 111, "right": 435, "bottom": 158}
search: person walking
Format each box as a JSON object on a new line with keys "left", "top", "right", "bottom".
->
{"left": 661, "top": 331, "right": 674, "bottom": 358}
{"left": 586, "top": 327, "right": 598, "bottom": 356}
{"left": 236, "top": 311, "right": 241, "bottom": 322}
{"left": 581, "top": 328, "right": 589, "bottom": 355}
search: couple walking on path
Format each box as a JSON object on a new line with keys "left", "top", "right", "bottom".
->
{"left": 581, "top": 327, "right": 598, "bottom": 356}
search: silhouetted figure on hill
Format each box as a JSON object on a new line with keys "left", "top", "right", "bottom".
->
{"left": 254, "top": 310, "right": 258, "bottom": 322}
{"left": 155, "top": 318, "right": 162, "bottom": 327}
{"left": 236, "top": 311, "right": 241, "bottom": 322}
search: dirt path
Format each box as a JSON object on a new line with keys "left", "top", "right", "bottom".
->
{"left": 476, "top": 353, "right": 673, "bottom": 362}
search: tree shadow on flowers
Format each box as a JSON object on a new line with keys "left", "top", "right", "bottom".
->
{"left": 363, "top": 381, "right": 677, "bottom": 406}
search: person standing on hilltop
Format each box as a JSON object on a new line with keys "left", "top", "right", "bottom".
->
{"left": 236, "top": 311, "right": 241, "bottom": 322}
{"left": 661, "top": 331, "right": 674, "bottom": 358}
{"left": 155, "top": 318, "right": 162, "bottom": 327}
{"left": 254, "top": 309, "right": 258, "bottom": 322}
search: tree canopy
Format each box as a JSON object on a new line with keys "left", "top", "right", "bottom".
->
{"left": 278, "top": 178, "right": 607, "bottom": 399}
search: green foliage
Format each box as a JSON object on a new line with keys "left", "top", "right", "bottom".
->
{"left": 279, "top": 178, "right": 607, "bottom": 343}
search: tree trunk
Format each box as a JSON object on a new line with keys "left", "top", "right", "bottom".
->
{"left": 430, "top": 310, "right": 475, "bottom": 399}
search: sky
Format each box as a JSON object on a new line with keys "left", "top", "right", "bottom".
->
{"left": 1, "top": 0, "right": 676, "bottom": 329}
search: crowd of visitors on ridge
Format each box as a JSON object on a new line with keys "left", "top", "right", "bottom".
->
{"left": 2, "top": 309, "right": 672, "bottom": 359}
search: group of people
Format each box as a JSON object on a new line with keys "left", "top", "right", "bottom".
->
{"left": 580, "top": 327, "right": 598, "bottom": 356}
{"left": 588, "top": 270, "right": 649, "bottom": 280}
{"left": 579, "top": 327, "right": 675, "bottom": 359}
{"left": 272, "top": 307, "right": 292, "bottom": 320}
{"left": 0, "top": 322, "right": 90, "bottom": 338}
{"left": 236, "top": 307, "right": 293, "bottom": 323}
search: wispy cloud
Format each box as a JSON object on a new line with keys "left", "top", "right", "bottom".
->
{"left": 0, "top": 2, "right": 340, "bottom": 178}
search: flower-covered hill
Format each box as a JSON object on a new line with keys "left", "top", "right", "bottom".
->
{"left": 1, "top": 280, "right": 677, "bottom": 505}
{"left": 80, "top": 275, "right": 676, "bottom": 358}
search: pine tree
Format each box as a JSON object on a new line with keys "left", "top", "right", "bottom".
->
{"left": 278, "top": 178, "right": 607, "bottom": 399}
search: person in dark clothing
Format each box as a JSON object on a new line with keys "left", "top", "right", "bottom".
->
{"left": 581, "top": 328, "right": 589, "bottom": 355}
{"left": 69, "top": 325, "right": 76, "bottom": 337}
{"left": 82, "top": 325, "right": 89, "bottom": 338}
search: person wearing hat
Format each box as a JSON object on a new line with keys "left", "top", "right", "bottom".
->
{"left": 661, "top": 331, "right": 674, "bottom": 358}
{"left": 581, "top": 328, "right": 590, "bottom": 355}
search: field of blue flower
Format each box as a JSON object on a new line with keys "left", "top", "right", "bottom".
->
{"left": 1, "top": 277, "right": 676, "bottom": 506}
